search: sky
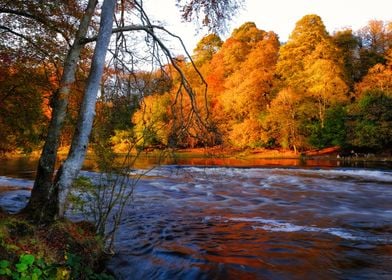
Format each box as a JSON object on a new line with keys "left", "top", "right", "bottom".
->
{"left": 144, "top": 0, "right": 392, "bottom": 54}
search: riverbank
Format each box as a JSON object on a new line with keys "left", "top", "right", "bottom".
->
{"left": 173, "top": 146, "right": 392, "bottom": 162}
{"left": 2, "top": 146, "right": 391, "bottom": 166}
{"left": 0, "top": 210, "right": 113, "bottom": 279}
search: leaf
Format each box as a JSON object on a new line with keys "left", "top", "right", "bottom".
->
{"left": 16, "top": 262, "right": 28, "bottom": 272}
{"left": 0, "top": 260, "right": 10, "bottom": 269}
{"left": 20, "top": 254, "right": 35, "bottom": 266}
{"left": 0, "top": 267, "right": 12, "bottom": 276}
{"left": 33, "top": 267, "right": 42, "bottom": 276}
{"left": 32, "top": 268, "right": 43, "bottom": 280}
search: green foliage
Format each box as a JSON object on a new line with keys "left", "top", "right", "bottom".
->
{"left": 193, "top": 33, "right": 223, "bottom": 66}
{"left": 308, "top": 106, "right": 348, "bottom": 148}
{"left": 348, "top": 90, "right": 392, "bottom": 150}
{"left": 0, "top": 253, "right": 113, "bottom": 280}
{"left": 332, "top": 29, "right": 361, "bottom": 86}
{"left": 0, "top": 260, "right": 12, "bottom": 277}
{"left": 0, "top": 254, "right": 56, "bottom": 280}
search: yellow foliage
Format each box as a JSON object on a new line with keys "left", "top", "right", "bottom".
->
{"left": 356, "top": 61, "right": 392, "bottom": 97}
{"left": 132, "top": 94, "right": 172, "bottom": 146}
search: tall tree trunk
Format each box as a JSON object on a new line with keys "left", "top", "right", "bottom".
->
{"left": 55, "top": 0, "right": 116, "bottom": 218}
{"left": 22, "top": 0, "right": 98, "bottom": 222}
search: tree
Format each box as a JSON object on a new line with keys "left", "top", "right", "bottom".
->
{"left": 0, "top": 62, "right": 50, "bottom": 153}
{"left": 193, "top": 33, "right": 223, "bottom": 66}
{"left": 132, "top": 93, "right": 172, "bottom": 148}
{"left": 218, "top": 29, "right": 279, "bottom": 147}
{"left": 358, "top": 20, "right": 391, "bottom": 55}
{"left": 332, "top": 29, "right": 361, "bottom": 89}
{"left": 303, "top": 55, "right": 348, "bottom": 127}
{"left": 348, "top": 90, "right": 392, "bottom": 150}
{"left": 265, "top": 88, "right": 304, "bottom": 151}
{"left": 357, "top": 20, "right": 392, "bottom": 78}
{"left": 355, "top": 49, "right": 392, "bottom": 96}
{"left": 276, "top": 14, "right": 331, "bottom": 90}
{"left": 1, "top": 0, "right": 242, "bottom": 222}
{"left": 308, "top": 105, "right": 348, "bottom": 149}
{"left": 273, "top": 14, "right": 349, "bottom": 149}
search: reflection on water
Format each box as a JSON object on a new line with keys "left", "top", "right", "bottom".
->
{"left": 0, "top": 156, "right": 392, "bottom": 279}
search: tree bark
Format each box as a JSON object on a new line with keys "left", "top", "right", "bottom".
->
{"left": 55, "top": 0, "right": 116, "bottom": 218}
{"left": 22, "top": 0, "right": 98, "bottom": 222}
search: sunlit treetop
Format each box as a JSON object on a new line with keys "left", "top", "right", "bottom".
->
{"left": 193, "top": 33, "right": 223, "bottom": 65}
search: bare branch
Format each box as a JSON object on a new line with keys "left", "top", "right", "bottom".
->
{"left": 0, "top": 7, "right": 71, "bottom": 45}
{"left": 0, "top": 25, "right": 51, "bottom": 57}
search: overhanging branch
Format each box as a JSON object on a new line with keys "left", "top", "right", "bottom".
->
{"left": 0, "top": 25, "right": 50, "bottom": 57}
{"left": 0, "top": 7, "right": 71, "bottom": 45}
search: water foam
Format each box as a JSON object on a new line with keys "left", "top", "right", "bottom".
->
{"left": 210, "top": 216, "right": 392, "bottom": 244}
{"left": 164, "top": 166, "right": 392, "bottom": 184}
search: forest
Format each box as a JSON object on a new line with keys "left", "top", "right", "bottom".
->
{"left": 1, "top": 13, "right": 391, "bottom": 156}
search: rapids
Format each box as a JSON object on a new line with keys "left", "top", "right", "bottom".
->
{"left": 0, "top": 160, "right": 391, "bottom": 279}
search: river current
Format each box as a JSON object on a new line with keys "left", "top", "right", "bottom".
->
{"left": 0, "top": 159, "right": 391, "bottom": 279}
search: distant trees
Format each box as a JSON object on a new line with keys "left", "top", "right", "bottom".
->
{"left": 128, "top": 15, "right": 391, "bottom": 153}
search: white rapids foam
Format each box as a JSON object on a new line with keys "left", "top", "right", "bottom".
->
{"left": 170, "top": 166, "right": 392, "bottom": 183}
{"left": 207, "top": 216, "right": 392, "bottom": 243}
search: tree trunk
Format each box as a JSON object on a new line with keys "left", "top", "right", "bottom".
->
{"left": 55, "top": 0, "right": 116, "bottom": 218}
{"left": 22, "top": 0, "right": 98, "bottom": 223}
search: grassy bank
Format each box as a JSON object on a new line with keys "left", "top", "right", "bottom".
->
{"left": 0, "top": 210, "right": 113, "bottom": 279}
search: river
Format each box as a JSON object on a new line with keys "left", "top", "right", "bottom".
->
{"left": 0, "top": 156, "right": 391, "bottom": 279}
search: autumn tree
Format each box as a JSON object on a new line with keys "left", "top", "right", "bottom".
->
{"left": 265, "top": 88, "right": 304, "bottom": 151}
{"left": 95, "top": 69, "right": 172, "bottom": 151}
{"left": 303, "top": 47, "right": 348, "bottom": 128}
{"left": 276, "top": 15, "right": 331, "bottom": 89}
{"left": 273, "top": 14, "right": 349, "bottom": 149}
{"left": 132, "top": 93, "right": 172, "bottom": 148}
{"left": 194, "top": 22, "right": 279, "bottom": 147}
{"left": 219, "top": 28, "right": 279, "bottom": 147}
{"left": 355, "top": 48, "right": 392, "bottom": 96}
